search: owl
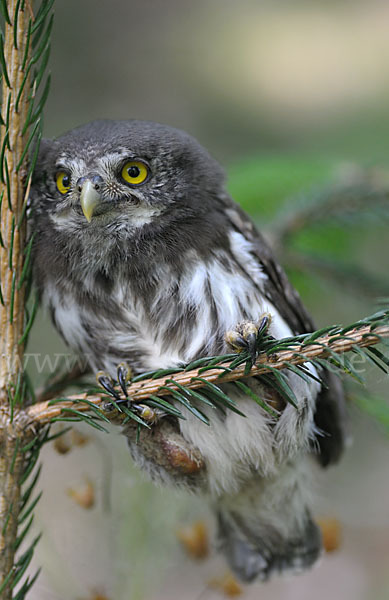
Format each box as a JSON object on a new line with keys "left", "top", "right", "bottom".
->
{"left": 31, "top": 120, "right": 346, "bottom": 582}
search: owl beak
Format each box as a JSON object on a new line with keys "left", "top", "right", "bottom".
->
{"left": 80, "top": 180, "right": 101, "bottom": 222}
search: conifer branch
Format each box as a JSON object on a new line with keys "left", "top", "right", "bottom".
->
{"left": 0, "top": 0, "right": 32, "bottom": 405}
{"left": 0, "top": 1, "right": 53, "bottom": 596}
{"left": 26, "top": 314, "right": 389, "bottom": 428}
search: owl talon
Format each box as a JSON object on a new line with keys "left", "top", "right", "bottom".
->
{"left": 117, "top": 362, "right": 132, "bottom": 397}
{"left": 132, "top": 403, "right": 161, "bottom": 423}
{"left": 225, "top": 313, "right": 272, "bottom": 362}
{"left": 96, "top": 370, "right": 121, "bottom": 401}
{"left": 245, "top": 332, "right": 258, "bottom": 363}
{"left": 257, "top": 314, "right": 271, "bottom": 338}
{"left": 96, "top": 367, "right": 161, "bottom": 423}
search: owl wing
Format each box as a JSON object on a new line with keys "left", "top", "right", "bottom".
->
{"left": 219, "top": 194, "right": 348, "bottom": 466}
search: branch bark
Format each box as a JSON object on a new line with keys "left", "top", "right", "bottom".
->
{"left": 0, "top": 2, "right": 34, "bottom": 596}
{"left": 0, "top": 1, "right": 31, "bottom": 400}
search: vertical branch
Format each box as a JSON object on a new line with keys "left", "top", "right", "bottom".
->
{"left": 0, "top": 2, "right": 32, "bottom": 594}
{"left": 0, "top": 428, "right": 26, "bottom": 597}
{"left": 0, "top": 1, "right": 53, "bottom": 596}
{"left": 0, "top": 0, "right": 32, "bottom": 405}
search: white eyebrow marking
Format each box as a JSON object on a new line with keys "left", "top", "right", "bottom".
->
{"left": 55, "top": 156, "right": 87, "bottom": 177}
{"left": 97, "top": 152, "right": 140, "bottom": 173}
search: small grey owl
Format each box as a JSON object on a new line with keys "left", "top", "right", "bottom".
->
{"left": 31, "top": 120, "right": 346, "bottom": 582}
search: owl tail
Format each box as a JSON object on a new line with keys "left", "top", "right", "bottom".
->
{"left": 216, "top": 508, "right": 321, "bottom": 582}
{"left": 215, "top": 463, "right": 322, "bottom": 582}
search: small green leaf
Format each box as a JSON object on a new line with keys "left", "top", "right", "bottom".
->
{"left": 234, "top": 380, "right": 279, "bottom": 417}
{"left": 0, "top": 31, "right": 11, "bottom": 87}
{"left": 13, "top": 0, "right": 23, "bottom": 50}
{"left": 120, "top": 404, "right": 151, "bottom": 428}
{"left": 32, "top": 0, "right": 55, "bottom": 34}
{"left": 14, "top": 515, "right": 34, "bottom": 553}
{"left": 147, "top": 395, "right": 184, "bottom": 418}
{"left": 0, "top": 0, "right": 12, "bottom": 25}
{"left": 159, "top": 385, "right": 210, "bottom": 425}
{"left": 18, "top": 491, "right": 42, "bottom": 525}
{"left": 167, "top": 379, "right": 215, "bottom": 408}
{"left": 57, "top": 407, "right": 109, "bottom": 433}
{"left": 20, "top": 465, "right": 42, "bottom": 511}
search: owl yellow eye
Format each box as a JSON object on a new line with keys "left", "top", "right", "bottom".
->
{"left": 56, "top": 171, "right": 71, "bottom": 194}
{"left": 121, "top": 161, "right": 149, "bottom": 185}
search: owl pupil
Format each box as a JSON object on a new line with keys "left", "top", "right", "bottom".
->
{"left": 127, "top": 166, "right": 140, "bottom": 178}
{"left": 62, "top": 174, "right": 70, "bottom": 187}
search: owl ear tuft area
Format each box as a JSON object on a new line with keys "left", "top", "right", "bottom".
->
{"left": 36, "top": 138, "right": 55, "bottom": 164}
{"left": 31, "top": 138, "right": 57, "bottom": 186}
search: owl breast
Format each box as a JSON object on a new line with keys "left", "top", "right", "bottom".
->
{"left": 42, "top": 227, "right": 321, "bottom": 497}
{"left": 44, "top": 230, "right": 293, "bottom": 376}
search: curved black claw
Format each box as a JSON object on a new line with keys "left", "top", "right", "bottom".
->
{"left": 96, "top": 368, "right": 159, "bottom": 423}
{"left": 96, "top": 371, "right": 121, "bottom": 401}
{"left": 117, "top": 362, "right": 132, "bottom": 397}
{"left": 246, "top": 332, "right": 258, "bottom": 363}
{"left": 225, "top": 313, "right": 273, "bottom": 363}
{"left": 257, "top": 314, "right": 271, "bottom": 338}
{"left": 225, "top": 324, "right": 258, "bottom": 359}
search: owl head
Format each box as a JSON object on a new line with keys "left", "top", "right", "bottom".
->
{"left": 31, "top": 119, "right": 225, "bottom": 234}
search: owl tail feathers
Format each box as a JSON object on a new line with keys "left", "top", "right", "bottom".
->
{"left": 216, "top": 508, "right": 322, "bottom": 583}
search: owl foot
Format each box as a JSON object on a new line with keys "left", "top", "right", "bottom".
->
{"left": 124, "top": 417, "right": 206, "bottom": 485}
{"left": 96, "top": 370, "right": 206, "bottom": 484}
{"left": 96, "top": 362, "right": 132, "bottom": 402}
{"left": 96, "top": 364, "right": 161, "bottom": 424}
{"left": 225, "top": 313, "right": 272, "bottom": 363}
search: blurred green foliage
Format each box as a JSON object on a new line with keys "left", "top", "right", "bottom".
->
{"left": 227, "top": 156, "right": 336, "bottom": 218}
{"left": 354, "top": 394, "right": 389, "bottom": 438}
{"left": 228, "top": 155, "right": 389, "bottom": 314}
{"left": 228, "top": 154, "right": 389, "bottom": 435}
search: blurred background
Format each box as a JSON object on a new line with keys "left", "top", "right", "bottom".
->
{"left": 27, "top": 0, "right": 389, "bottom": 598}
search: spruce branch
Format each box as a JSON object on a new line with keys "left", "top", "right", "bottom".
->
{"left": 0, "top": 0, "right": 32, "bottom": 403}
{"left": 26, "top": 312, "right": 389, "bottom": 429}
{"left": 0, "top": 1, "right": 54, "bottom": 597}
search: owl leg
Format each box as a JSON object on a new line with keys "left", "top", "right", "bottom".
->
{"left": 228, "top": 318, "right": 321, "bottom": 464}
{"left": 225, "top": 313, "right": 272, "bottom": 362}
{"left": 273, "top": 367, "right": 320, "bottom": 464}
{"left": 122, "top": 416, "right": 206, "bottom": 489}
{"left": 96, "top": 365, "right": 207, "bottom": 486}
